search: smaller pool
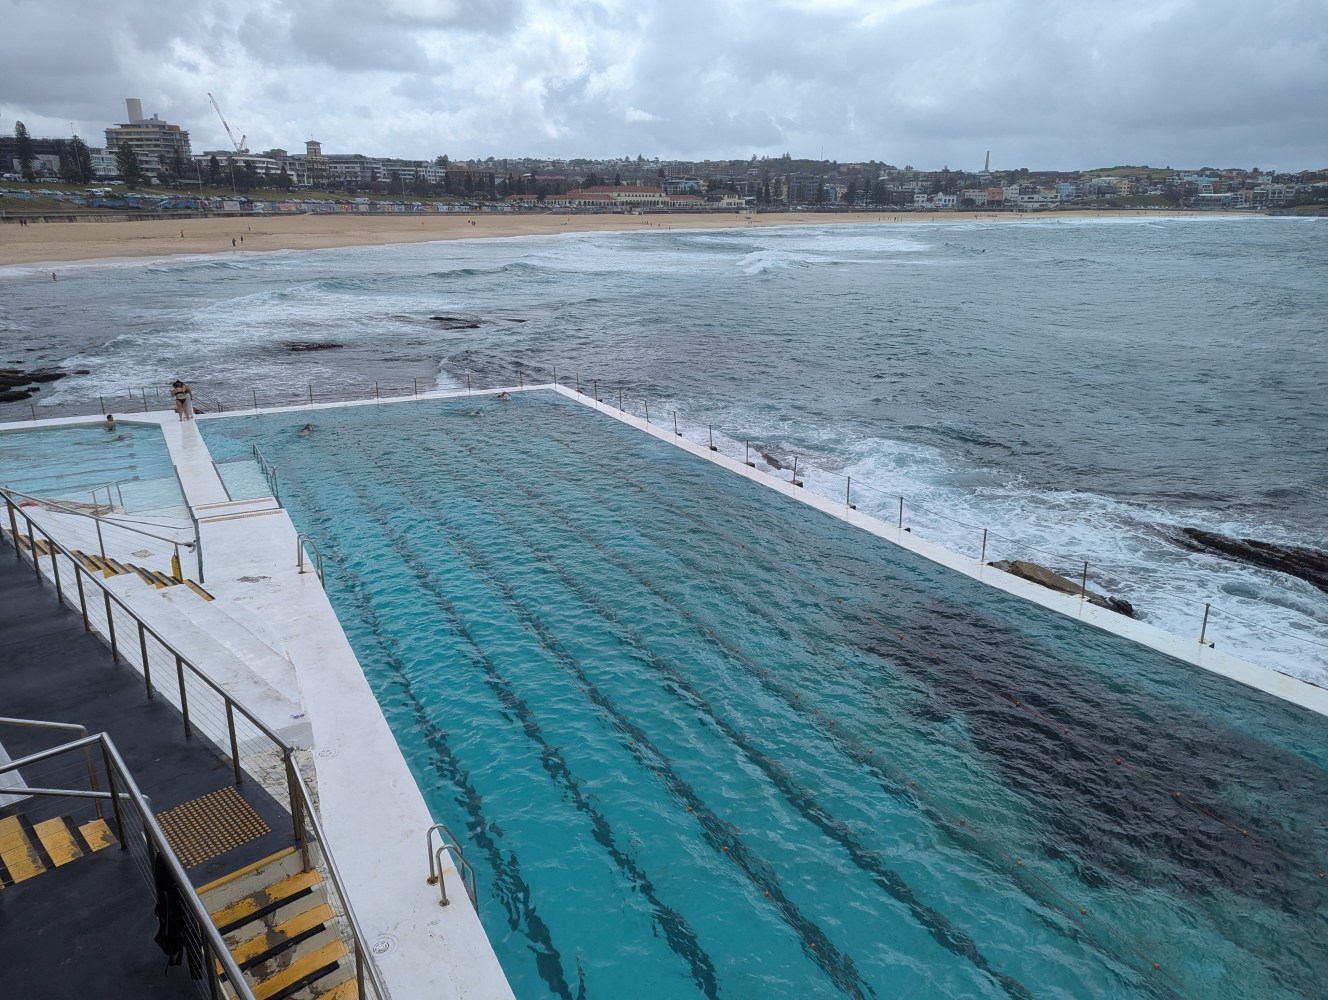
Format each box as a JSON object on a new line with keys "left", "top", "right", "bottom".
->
{"left": 0, "top": 421, "right": 185, "bottom": 516}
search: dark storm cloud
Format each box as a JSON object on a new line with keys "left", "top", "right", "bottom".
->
{"left": 2, "top": 0, "right": 1324, "bottom": 168}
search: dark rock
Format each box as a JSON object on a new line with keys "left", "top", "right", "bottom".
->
{"left": 429, "top": 316, "right": 482, "bottom": 330}
{"left": 73, "top": 369, "right": 91, "bottom": 375}
{"left": 760, "top": 451, "right": 785, "bottom": 470}
{"left": 1172, "top": 527, "right": 1328, "bottom": 594}
{"left": 284, "top": 342, "right": 344, "bottom": 352}
{"left": 0, "top": 389, "right": 32, "bottom": 403}
{"left": 989, "top": 559, "right": 1137, "bottom": 618}
{"left": 0, "top": 368, "right": 67, "bottom": 393}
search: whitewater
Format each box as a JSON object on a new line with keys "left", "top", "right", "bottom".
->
{"left": 2, "top": 215, "right": 1325, "bottom": 685}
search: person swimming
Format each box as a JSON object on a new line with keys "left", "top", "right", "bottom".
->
{"left": 299, "top": 423, "right": 313, "bottom": 437}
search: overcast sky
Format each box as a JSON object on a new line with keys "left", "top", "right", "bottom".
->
{"left": 3, "top": 0, "right": 1324, "bottom": 171}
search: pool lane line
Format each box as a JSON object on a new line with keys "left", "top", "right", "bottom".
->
{"left": 351, "top": 441, "right": 882, "bottom": 1000}
{"left": 415, "top": 425, "right": 1059, "bottom": 1000}
{"left": 320, "top": 448, "right": 726, "bottom": 1000}
{"left": 278, "top": 467, "right": 580, "bottom": 1000}
{"left": 429, "top": 410, "right": 1194, "bottom": 1000}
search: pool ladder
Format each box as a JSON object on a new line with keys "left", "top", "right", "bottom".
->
{"left": 426, "top": 822, "right": 478, "bottom": 909}
{"left": 296, "top": 532, "right": 324, "bottom": 586}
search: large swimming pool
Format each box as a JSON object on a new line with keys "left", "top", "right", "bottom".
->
{"left": 201, "top": 392, "right": 1328, "bottom": 1000}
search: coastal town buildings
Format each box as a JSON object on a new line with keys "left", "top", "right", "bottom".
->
{"left": 103, "top": 99, "right": 192, "bottom": 177}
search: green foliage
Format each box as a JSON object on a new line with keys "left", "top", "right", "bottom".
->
{"left": 58, "top": 136, "right": 95, "bottom": 184}
{"left": 14, "top": 121, "right": 36, "bottom": 181}
{"left": 114, "top": 143, "right": 146, "bottom": 188}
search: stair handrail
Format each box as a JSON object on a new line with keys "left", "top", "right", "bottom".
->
{"left": 0, "top": 716, "right": 102, "bottom": 817}
{"left": 0, "top": 485, "right": 195, "bottom": 549}
{"left": 0, "top": 733, "right": 258, "bottom": 1000}
{"left": 1, "top": 498, "right": 390, "bottom": 999}
{"left": 251, "top": 443, "right": 281, "bottom": 506}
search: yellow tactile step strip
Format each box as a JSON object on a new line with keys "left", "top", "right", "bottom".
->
{"left": 124, "top": 563, "right": 164, "bottom": 588}
{"left": 209, "top": 868, "right": 324, "bottom": 931}
{"left": 0, "top": 815, "right": 45, "bottom": 884}
{"left": 312, "top": 979, "right": 360, "bottom": 1000}
{"left": 15, "top": 534, "right": 53, "bottom": 557}
{"left": 184, "top": 579, "right": 215, "bottom": 601}
{"left": 250, "top": 938, "right": 348, "bottom": 1000}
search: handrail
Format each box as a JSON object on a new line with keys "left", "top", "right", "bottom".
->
{"left": 251, "top": 443, "right": 281, "bottom": 506}
{"left": 296, "top": 532, "right": 324, "bottom": 586}
{"left": 426, "top": 821, "right": 478, "bottom": 909}
{"left": 0, "top": 716, "right": 101, "bottom": 817}
{"left": 0, "top": 498, "right": 389, "bottom": 997}
{"left": 0, "top": 733, "right": 257, "bottom": 999}
{"left": 0, "top": 485, "right": 195, "bottom": 549}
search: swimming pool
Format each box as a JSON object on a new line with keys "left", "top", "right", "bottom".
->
{"left": 201, "top": 392, "right": 1328, "bottom": 1000}
{"left": 0, "top": 421, "right": 185, "bottom": 515}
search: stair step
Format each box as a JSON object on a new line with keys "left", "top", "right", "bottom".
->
{"left": 199, "top": 846, "right": 304, "bottom": 911}
{"left": 184, "top": 578, "right": 215, "bottom": 601}
{"left": 251, "top": 938, "right": 348, "bottom": 1000}
{"left": 0, "top": 815, "right": 45, "bottom": 884}
{"left": 311, "top": 977, "right": 359, "bottom": 1000}
{"left": 211, "top": 868, "right": 324, "bottom": 937}
{"left": 79, "top": 817, "right": 117, "bottom": 851}
{"left": 231, "top": 903, "right": 336, "bottom": 969}
{"left": 33, "top": 816, "right": 83, "bottom": 866}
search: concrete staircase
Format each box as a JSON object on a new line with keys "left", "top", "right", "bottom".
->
{"left": 72, "top": 548, "right": 214, "bottom": 601}
{"left": 201, "top": 846, "right": 359, "bottom": 1000}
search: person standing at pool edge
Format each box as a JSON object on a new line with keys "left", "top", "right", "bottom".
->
{"left": 171, "top": 380, "right": 194, "bottom": 421}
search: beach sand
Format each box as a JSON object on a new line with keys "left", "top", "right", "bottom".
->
{"left": 0, "top": 209, "right": 1209, "bottom": 268}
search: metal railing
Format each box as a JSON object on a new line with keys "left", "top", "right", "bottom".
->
{"left": 1, "top": 496, "right": 390, "bottom": 1000}
{"left": 296, "top": 532, "right": 325, "bottom": 586}
{"left": 0, "top": 731, "right": 257, "bottom": 1000}
{"left": 251, "top": 443, "right": 281, "bottom": 506}
{"left": 426, "top": 822, "right": 478, "bottom": 909}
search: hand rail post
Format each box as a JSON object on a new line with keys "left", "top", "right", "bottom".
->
{"left": 104, "top": 590, "right": 118, "bottom": 660}
{"left": 176, "top": 655, "right": 192, "bottom": 737}
{"left": 101, "top": 742, "right": 127, "bottom": 848}
{"left": 1080, "top": 561, "right": 1089, "bottom": 599}
{"left": 644, "top": 401, "right": 649, "bottom": 424}
{"left": 225, "top": 700, "right": 242, "bottom": 786}
{"left": 75, "top": 562, "right": 90, "bottom": 630}
{"left": 138, "top": 621, "right": 153, "bottom": 699}
{"left": 980, "top": 528, "right": 988, "bottom": 565}
{"left": 308, "top": 383, "right": 313, "bottom": 406}
{"left": 252, "top": 388, "right": 258, "bottom": 411}
{"left": 7, "top": 499, "right": 19, "bottom": 560}
{"left": 285, "top": 750, "right": 310, "bottom": 870}
{"left": 95, "top": 516, "right": 106, "bottom": 559}
{"left": 1199, "top": 603, "right": 1211, "bottom": 647}
{"left": 27, "top": 516, "right": 41, "bottom": 584}
{"left": 898, "top": 496, "right": 904, "bottom": 529}
{"left": 44, "top": 528, "right": 63, "bottom": 604}
{"left": 673, "top": 410, "right": 680, "bottom": 436}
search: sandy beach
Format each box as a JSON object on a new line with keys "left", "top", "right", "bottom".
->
{"left": 0, "top": 209, "right": 1220, "bottom": 269}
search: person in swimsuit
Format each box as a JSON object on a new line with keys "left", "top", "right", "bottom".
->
{"left": 171, "top": 380, "right": 194, "bottom": 421}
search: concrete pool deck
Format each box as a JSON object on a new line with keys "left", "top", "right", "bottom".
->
{"left": 3, "top": 382, "right": 1325, "bottom": 997}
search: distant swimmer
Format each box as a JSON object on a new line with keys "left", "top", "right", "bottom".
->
{"left": 104, "top": 413, "right": 117, "bottom": 431}
{"left": 498, "top": 391, "right": 512, "bottom": 401}
{"left": 299, "top": 423, "right": 313, "bottom": 437}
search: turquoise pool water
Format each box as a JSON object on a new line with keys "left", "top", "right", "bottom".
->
{"left": 0, "top": 421, "right": 184, "bottom": 515}
{"left": 201, "top": 393, "right": 1328, "bottom": 1000}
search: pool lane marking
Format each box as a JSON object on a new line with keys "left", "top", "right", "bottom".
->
{"left": 277, "top": 466, "right": 580, "bottom": 1000}
{"left": 354, "top": 440, "right": 879, "bottom": 1000}
{"left": 440, "top": 405, "right": 1193, "bottom": 999}
{"left": 420, "top": 423, "right": 1049, "bottom": 1000}
{"left": 313, "top": 447, "right": 725, "bottom": 1000}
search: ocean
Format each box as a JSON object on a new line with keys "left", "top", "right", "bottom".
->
{"left": 2, "top": 215, "right": 1325, "bottom": 684}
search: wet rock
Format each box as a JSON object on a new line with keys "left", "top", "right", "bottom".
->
{"left": 760, "top": 451, "right": 785, "bottom": 470}
{"left": 429, "top": 315, "right": 482, "bottom": 329}
{"left": 0, "top": 367, "right": 68, "bottom": 401}
{"left": 989, "top": 559, "right": 1136, "bottom": 618}
{"left": 1172, "top": 528, "right": 1328, "bottom": 594}
{"left": 284, "top": 342, "right": 344, "bottom": 352}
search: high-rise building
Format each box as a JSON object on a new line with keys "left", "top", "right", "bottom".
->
{"left": 104, "top": 98, "right": 192, "bottom": 178}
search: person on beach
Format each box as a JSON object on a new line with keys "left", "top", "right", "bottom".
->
{"left": 299, "top": 423, "right": 313, "bottom": 437}
{"left": 171, "top": 380, "right": 194, "bottom": 420}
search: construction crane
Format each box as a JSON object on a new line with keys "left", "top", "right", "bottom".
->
{"left": 207, "top": 92, "right": 248, "bottom": 154}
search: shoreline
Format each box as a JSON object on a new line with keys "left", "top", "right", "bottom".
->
{"left": 0, "top": 208, "right": 1252, "bottom": 268}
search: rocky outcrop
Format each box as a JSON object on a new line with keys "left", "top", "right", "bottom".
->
{"left": 989, "top": 559, "right": 1136, "bottom": 618}
{"left": 1172, "top": 528, "right": 1328, "bottom": 594}
{"left": 0, "top": 368, "right": 67, "bottom": 403}
{"left": 430, "top": 315, "right": 481, "bottom": 329}
{"left": 284, "top": 342, "right": 344, "bottom": 352}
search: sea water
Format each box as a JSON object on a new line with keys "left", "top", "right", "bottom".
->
{"left": 2, "top": 216, "right": 1325, "bottom": 681}
{"left": 198, "top": 393, "right": 1328, "bottom": 1000}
